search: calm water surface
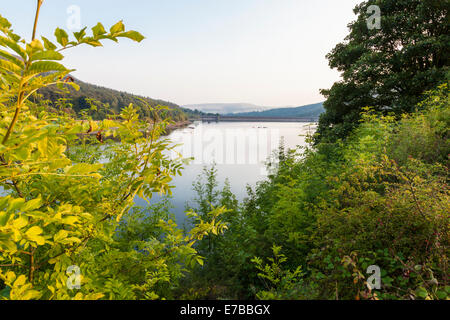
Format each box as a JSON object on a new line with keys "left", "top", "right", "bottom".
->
{"left": 134, "top": 121, "right": 316, "bottom": 223}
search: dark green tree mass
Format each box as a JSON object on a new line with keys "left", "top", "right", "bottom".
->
{"left": 316, "top": 0, "right": 449, "bottom": 143}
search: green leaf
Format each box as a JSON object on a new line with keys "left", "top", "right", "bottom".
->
{"left": 13, "top": 146, "right": 30, "bottom": 161}
{"left": 24, "top": 69, "right": 71, "bottom": 87}
{"left": 0, "top": 35, "right": 27, "bottom": 59}
{"left": 0, "top": 286, "right": 11, "bottom": 299}
{"left": 110, "top": 21, "right": 125, "bottom": 35}
{"left": 73, "top": 27, "right": 87, "bottom": 42}
{"left": 0, "top": 211, "right": 11, "bottom": 226}
{"left": 26, "top": 226, "right": 43, "bottom": 236}
{"left": 415, "top": 287, "right": 429, "bottom": 299}
{"left": 41, "top": 36, "right": 57, "bottom": 50}
{"left": 54, "top": 28, "right": 69, "bottom": 47}
{"left": 8, "top": 31, "right": 21, "bottom": 43}
{"left": 31, "top": 50, "right": 64, "bottom": 61}
{"left": 92, "top": 23, "right": 107, "bottom": 37}
{"left": 60, "top": 237, "right": 82, "bottom": 245}
{"left": 22, "top": 198, "right": 42, "bottom": 212}
{"left": 37, "top": 136, "right": 68, "bottom": 162}
{"left": 0, "top": 14, "right": 12, "bottom": 29}
{"left": 0, "top": 238, "right": 16, "bottom": 252}
{"left": 8, "top": 198, "right": 25, "bottom": 212}
{"left": 66, "top": 163, "right": 103, "bottom": 175}
{"left": 25, "top": 226, "right": 45, "bottom": 245}
{"left": 61, "top": 216, "right": 79, "bottom": 226}
{"left": 102, "top": 119, "right": 116, "bottom": 129}
{"left": 12, "top": 217, "right": 28, "bottom": 229}
{"left": 116, "top": 31, "right": 145, "bottom": 43}
{"left": 436, "top": 290, "right": 447, "bottom": 300}
{"left": 0, "top": 57, "right": 22, "bottom": 74}
{"left": 83, "top": 38, "right": 103, "bottom": 47}
{"left": 0, "top": 49, "right": 24, "bottom": 67}
{"left": 54, "top": 230, "right": 68, "bottom": 242}
{"left": 26, "top": 61, "right": 67, "bottom": 75}
{"left": 13, "top": 275, "right": 26, "bottom": 287}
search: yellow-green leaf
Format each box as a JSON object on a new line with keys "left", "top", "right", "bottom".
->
{"left": 110, "top": 21, "right": 125, "bottom": 35}
{"left": 41, "top": 36, "right": 57, "bottom": 50}
{"left": 12, "top": 216, "right": 28, "bottom": 229}
{"left": 8, "top": 198, "right": 25, "bottom": 212}
{"left": 54, "top": 28, "right": 69, "bottom": 47}
{"left": 22, "top": 197, "right": 42, "bottom": 212}
{"left": 31, "top": 50, "right": 64, "bottom": 61}
{"left": 54, "top": 230, "right": 68, "bottom": 242}
{"left": 13, "top": 275, "right": 27, "bottom": 287}
{"left": 27, "top": 61, "right": 67, "bottom": 75}
{"left": 92, "top": 23, "right": 106, "bottom": 37}
{"left": 25, "top": 226, "right": 45, "bottom": 245}
{"left": 117, "top": 31, "right": 145, "bottom": 43}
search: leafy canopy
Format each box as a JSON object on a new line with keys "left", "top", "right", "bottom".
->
{"left": 316, "top": 0, "right": 449, "bottom": 142}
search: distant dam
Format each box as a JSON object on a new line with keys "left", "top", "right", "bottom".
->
{"left": 198, "top": 115, "right": 318, "bottom": 122}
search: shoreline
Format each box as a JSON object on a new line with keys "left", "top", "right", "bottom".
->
{"left": 77, "top": 119, "right": 193, "bottom": 142}
{"left": 163, "top": 120, "right": 192, "bottom": 136}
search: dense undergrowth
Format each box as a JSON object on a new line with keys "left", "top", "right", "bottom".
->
{"left": 181, "top": 84, "right": 449, "bottom": 300}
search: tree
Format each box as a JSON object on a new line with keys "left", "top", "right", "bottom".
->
{"left": 316, "top": 0, "right": 449, "bottom": 143}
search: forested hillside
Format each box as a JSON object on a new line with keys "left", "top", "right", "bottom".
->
{"left": 228, "top": 102, "right": 324, "bottom": 119}
{"left": 183, "top": 103, "right": 270, "bottom": 115}
{"left": 36, "top": 77, "right": 197, "bottom": 121}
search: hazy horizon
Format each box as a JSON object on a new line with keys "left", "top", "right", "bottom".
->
{"left": 182, "top": 101, "right": 325, "bottom": 115}
{"left": 1, "top": 0, "right": 362, "bottom": 108}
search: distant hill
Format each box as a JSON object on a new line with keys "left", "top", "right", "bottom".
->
{"left": 227, "top": 102, "right": 325, "bottom": 119}
{"left": 37, "top": 77, "right": 199, "bottom": 121}
{"left": 183, "top": 103, "right": 272, "bottom": 115}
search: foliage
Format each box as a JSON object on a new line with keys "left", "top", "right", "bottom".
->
{"left": 181, "top": 166, "right": 250, "bottom": 299}
{"left": 251, "top": 245, "right": 305, "bottom": 300}
{"left": 181, "top": 83, "right": 449, "bottom": 300}
{"left": 0, "top": 1, "right": 225, "bottom": 300}
{"left": 316, "top": 0, "right": 449, "bottom": 143}
{"left": 291, "top": 84, "right": 448, "bottom": 299}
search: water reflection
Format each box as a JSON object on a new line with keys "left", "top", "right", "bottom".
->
{"left": 134, "top": 122, "right": 316, "bottom": 223}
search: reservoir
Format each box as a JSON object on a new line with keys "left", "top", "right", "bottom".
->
{"left": 134, "top": 121, "right": 317, "bottom": 224}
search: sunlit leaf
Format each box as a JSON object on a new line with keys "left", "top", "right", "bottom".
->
{"left": 54, "top": 28, "right": 69, "bottom": 47}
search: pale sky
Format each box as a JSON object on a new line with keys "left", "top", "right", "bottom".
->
{"left": 1, "top": 0, "right": 362, "bottom": 107}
